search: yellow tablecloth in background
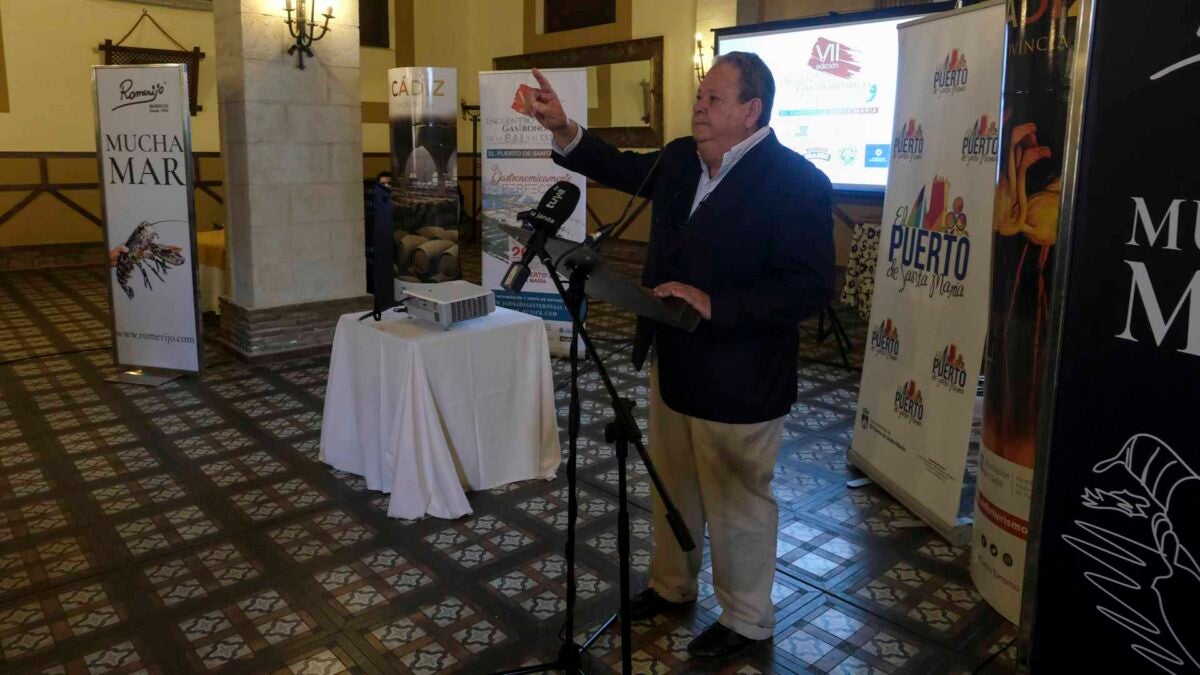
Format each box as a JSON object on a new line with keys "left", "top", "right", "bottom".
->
{"left": 196, "top": 229, "right": 226, "bottom": 313}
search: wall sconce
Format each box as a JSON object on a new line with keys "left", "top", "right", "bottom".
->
{"left": 694, "top": 32, "right": 708, "bottom": 84}
{"left": 284, "top": 0, "right": 334, "bottom": 70}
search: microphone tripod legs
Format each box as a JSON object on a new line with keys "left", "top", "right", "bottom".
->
{"left": 493, "top": 255, "right": 693, "bottom": 675}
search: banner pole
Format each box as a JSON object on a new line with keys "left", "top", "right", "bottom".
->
{"left": 1016, "top": 0, "right": 1096, "bottom": 659}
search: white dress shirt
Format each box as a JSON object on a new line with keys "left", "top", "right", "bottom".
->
{"left": 552, "top": 123, "right": 772, "bottom": 216}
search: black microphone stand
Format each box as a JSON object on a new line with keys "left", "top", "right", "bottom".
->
{"left": 494, "top": 227, "right": 695, "bottom": 675}
{"left": 590, "top": 196, "right": 651, "bottom": 250}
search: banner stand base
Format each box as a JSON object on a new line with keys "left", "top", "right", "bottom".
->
{"left": 105, "top": 368, "right": 184, "bottom": 388}
{"left": 847, "top": 447, "right": 973, "bottom": 546}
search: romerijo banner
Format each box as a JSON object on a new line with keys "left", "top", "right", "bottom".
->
{"left": 93, "top": 64, "right": 201, "bottom": 373}
{"left": 478, "top": 68, "right": 587, "bottom": 356}
{"left": 850, "top": 1, "right": 1005, "bottom": 542}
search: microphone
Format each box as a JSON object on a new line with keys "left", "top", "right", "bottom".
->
{"left": 589, "top": 150, "right": 664, "bottom": 250}
{"left": 502, "top": 181, "right": 580, "bottom": 293}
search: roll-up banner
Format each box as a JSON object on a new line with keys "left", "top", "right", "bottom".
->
{"left": 92, "top": 64, "right": 202, "bottom": 375}
{"left": 1022, "top": 1, "right": 1200, "bottom": 671}
{"left": 849, "top": 1, "right": 1005, "bottom": 544}
{"left": 972, "top": 0, "right": 1082, "bottom": 624}
{"left": 478, "top": 68, "right": 587, "bottom": 356}
{"left": 389, "top": 67, "right": 461, "bottom": 282}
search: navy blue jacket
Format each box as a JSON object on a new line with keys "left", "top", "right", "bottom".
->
{"left": 553, "top": 128, "right": 834, "bottom": 424}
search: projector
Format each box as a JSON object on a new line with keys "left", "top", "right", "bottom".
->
{"left": 396, "top": 280, "right": 495, "bottom": 329}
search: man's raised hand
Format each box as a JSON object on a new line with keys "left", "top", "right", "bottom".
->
{"left": 531, "top": 68, "right": 578, "bottom": 148}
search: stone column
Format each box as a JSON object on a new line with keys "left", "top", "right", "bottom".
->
{"left": 214, "top": 0, "right": 368, "bottom": 361}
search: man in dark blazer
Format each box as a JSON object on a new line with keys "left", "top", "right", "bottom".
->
{"left": 529, "top": 53, "right": 834, "bottom": 658}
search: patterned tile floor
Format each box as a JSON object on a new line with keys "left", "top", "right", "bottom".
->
{"left": 0, "top": 249, "right": 1018, "bottom": 674}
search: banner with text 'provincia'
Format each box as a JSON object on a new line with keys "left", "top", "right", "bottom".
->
{"left": 479, "top": 68, "right": 587, "bottom": 356}
{"left": 849, "top": 2, "right": 1004, "bottom": 541}
{"left": 974, "top": 0, "right": 1081, "bottom": 625}
{"left": 93, "top": 64, "right": 201, "bottom": 373}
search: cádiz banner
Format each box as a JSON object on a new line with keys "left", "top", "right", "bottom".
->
{"left": 388, "top": 67, "right": 460, "bottom": 283}
{"left": 92, "top": 64, "right": 201, "bottom": 374}
{"left": 1023, "top": 1, "right": 1200, "bottom": 671}
{"left": 478, "top": 68, "right": 587, "bottom": 356}
{"left": 972, "top": 0, "right": 1081, "bottom": 624}
{"left": 850, "top": 1, "right": 1004, "bottom": 543}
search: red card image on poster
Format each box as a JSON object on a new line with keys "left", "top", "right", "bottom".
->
{"left": 512, "top": 83, "right": 535, "bottom": 116}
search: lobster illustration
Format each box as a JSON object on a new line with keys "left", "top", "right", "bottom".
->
{"left": 113, "top": 220, "right": 186, "bottom": 299}
{"left": 1065, "top": 434, "right": 1200, "bottom": 673}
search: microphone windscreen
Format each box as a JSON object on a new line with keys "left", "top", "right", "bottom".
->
{"left": 529, "top": 181, "right": 580, "bottom": 236}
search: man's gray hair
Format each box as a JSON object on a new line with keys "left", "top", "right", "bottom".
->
{"left": 714, "top": 51, "right": 775, "bottom": 128}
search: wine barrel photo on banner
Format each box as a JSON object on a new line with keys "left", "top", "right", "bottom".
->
{"left": 388, "top": 67, "right": 461, "bottom": 284}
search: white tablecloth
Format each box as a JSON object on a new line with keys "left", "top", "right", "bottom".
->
{"left": 320, "top": 307, "right": 561, "bottom": 519}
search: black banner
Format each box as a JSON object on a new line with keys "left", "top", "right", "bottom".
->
{"left": 1028, "top": 1, "right": 1200, "bottom": 672}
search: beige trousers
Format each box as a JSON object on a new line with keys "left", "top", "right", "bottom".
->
{"left": 647, "top": 367, "right": 785, "bottom": 640}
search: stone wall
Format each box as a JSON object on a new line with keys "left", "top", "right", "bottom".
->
{"left": 214, "top": 0, "right": 364, "bottom": 310}
{"left": 213, "top": 0, "right": 366, "bottom": 360}
{"left": 218, "top": 294, "right": 370, "bottom": 362}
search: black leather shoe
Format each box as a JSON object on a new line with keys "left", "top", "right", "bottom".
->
{"left": 629, "top": 588, "right": 690, "bottom": 621}
{"left": 686, "top": 622, "right": 761, "bottom": 659}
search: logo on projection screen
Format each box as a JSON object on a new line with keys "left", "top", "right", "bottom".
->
{"left": 864, "top": 144, "right": 890, "bottom": 168}
{"left": 807, "top": 37, "right": 862, "bottom": 79}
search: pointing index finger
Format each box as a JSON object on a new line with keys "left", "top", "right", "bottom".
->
{"left": 531, "top": 68, "right": 555, "bottom": 93}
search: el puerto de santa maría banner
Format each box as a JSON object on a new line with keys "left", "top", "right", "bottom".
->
{"left": 92, "top": 64, "right": 201, "bottom": 374}
{"left": 478, "top": 68, "right": 587, "bottom": 356}
{"left": 850, "top": 2, "right": 1004, "bottom": 544}
{"left": 1019, "top": 1, "right": 1200, "bottom": 671}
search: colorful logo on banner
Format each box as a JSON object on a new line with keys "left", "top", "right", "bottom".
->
{"left": 932, "top": 343, "right": 969, "bottom": 392}
{"left": 840, "top": 145, "right": 859, "bottom": 166}
{"left": 808, "top": 38, "right": 862, "bottom": 79}
{"left": 886, "top": 177, "right": 972, "bottom": 298}
{"left": 933, "top": 49, "right": 969, "bottom": 95}
{"left": 962, "top": 115, "right": 1000, "bottom": 164}
{"left": 870, "top": 318, "right": 901, "bottom": 360}
{"left": 894, "top": 380, "right": 925, "bottom": 425}
{"left": 892, "top": 119, "right": 925, "bottom": 161}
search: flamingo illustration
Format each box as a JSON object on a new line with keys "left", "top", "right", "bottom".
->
{"left": 990, "top": 120, "right": 1060, "bottom": 449}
